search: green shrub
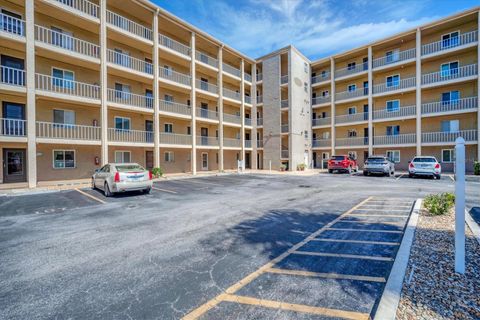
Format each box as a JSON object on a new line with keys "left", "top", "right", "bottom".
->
{"left": 474, "top": 161, "right": 480, "bottom": 175}
{"left": 424, "top": 192, "right": 455, "bottom": 215}
{"left": 297, "top": 163, "right": 306, "bottom": 171}
{"left": 151, "top": 167, "right": 163, "bottom": 178}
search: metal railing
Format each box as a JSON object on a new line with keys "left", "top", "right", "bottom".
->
{"left": 196, "top": 51, "right": 218, "bottom": 68}
{"left": 223, "top": 63, "right": 241, "bottom": 77}
{"left": 158, "top": 34, "right": 190, "bottom": 56}
{"left": 244, "top": 73, "right": 252, "bottom": 82}
{"left": 256, "top": 73, "right": 263, "bottom": 81}
{"left": 224, "top": 138, "right": 241, "bottom": 148}
{"left": 1, "top": 66, "right": 25, "bottom": 87}
{"left": 107, "top": 89, "right": 152, "bottom": 109}
{"left": 245, "top": 118, "right": 252, "bottom": 126}
{"left": 106, "top": 10, "right": 152, "bottom": 41}
{"left": 159, "top": 133, "right": 191, "bottom": 145}
{"left": 35, "top": 25, "right": 99, "bottom": 59}
{"left": 196, "top": 79, "right": 217, "bottom": 94}
{"left": 281, "top": 124, "right": 289, "bottom": 133}
{"left": 281, "top": 99, "right": 288, "bottom": 108}
{"left": 312, "top": 139, "right": 330, "bottom": 148}
{"left": 336, "top": 137, "right": 369, "bottom": 147}
{"left": 0, "top": 118, "right": 26, "bottom": 136}
{"left": 372, "top": 48, "right": 416, "bottom": 68}
{"left": 196, "top": 108, "right": 218, "bottom": 120}
{"left": 421, "top": 97, "right": 478, "bottom": 115}
{"left": 223, "top": 113, "right": 241, "bottom": 124}
{"left": 159, "top": 67, "right": 191, "bottom": 86}
{"left": 257, "top": 95, "right": 263, "bottom": 104}
{"left": 281, "top": 150, "right": 289, "bottom": 158}
{"left": 223, "top": 87, "right": 241, "bottom": 101}
{"left": 422, "top": 30, "right": 478, "bottom": 56}
{"left": 257, "top": 140, "right": 263, "bottom": 148}
{"left": 159, "top": 100, "right": 191, "bottom": 116}
{"left": 373, "top": 134, "right": 416, "bottom": 145}
{"left": 281, "top": 75, "right": 288, "bottom": 84}
{"left": 312, "top": 72, "right": 331, "bottom": 84}
{"left": 0, "top": 12, "right": 25, "bottom": 36}
{"left": 336, "top": 112, "right": 368, "bottom": 124}
{"left": 107, "top": 49, "right": 153, "bottom": 75}
{"left": 54, "top": 0, "right": 99, "bottom": 18}
{"left": 373, "top": 105, "right": 416, "bottom": 120}
{"left": 373, "top": 77, "right": 416, "bottom": 94}
{"left": 335, "top": 89, "right": 367, "bottom": 101}
{"left": 312, "top": 96, "right": 330, "bottom": 105}
{"left": 245, "top": 140, "right": 252, "bottom": 148}
{"left": 35, "top": 73, "right": 100, "bottom": 99}
{"left": 422, "top": 130, "right": 477, "bottom": 144}
{"left": 335, "top": 62, "right": 368, "bottom": 78}
{"left": 312, "top": 117, "right": 330, "bottom": 127}
{"left": 108, "top": 128, "right": 153, "bottom": 144}
{"left": 422, "top": 64, "right": 478, "bottom": 85}
{"left": 245, "top": 95, "right": 251, "bottom": 104}
{"left": 196, "top": 136, "right": 218, "bottom": 146}
{"left": 36, "top": 121, "right": 100, "bottom": 141}
{"left": 257, "top": 118, "right": 263, "bottom": 126}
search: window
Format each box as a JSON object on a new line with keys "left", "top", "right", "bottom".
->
{"left": 322, "top": 152, "right": 329, "bottom": 160}
{"left": 386, "top": 100, "right": 400, "bottom": 112}
{"left": 440, "top": 61, "right": 459, "bottom": 77}
{"left": 53, "top": 150, "right": 75, "bottom": 168}
{"left": 52, "top": 68, "right": 74, "bottom": 89}
{"left": 348, "top": 151, "right": 357, "bottom": 159}
{"left": 115, "top": 83, "right": 131, "bottom": 99}
{"left": 145, "top": 89, "right": 153, "bottom": 108}
{"left": 53, "top": 109, "right": 75, "bottom": 126}
{"left": 442, "top": 149, "right": 455, "bottom": 163}
{"left": 386, "top": 125, "right": 400, "bottom": 135}
{"left": 114, "top": 116, "right": 130, "bottom": 130}
{"left": 348, "top": 129, "right": 357, "bottom": 137}
{"left": 304, "top": 62, "right": 308, "bottom": 73}
{"left": 385, "top": 49, "right": 400, "bottom": 63}
{"left": 164, "top": 151, "right": 174, "bottom": 162}
{"left": 347, "top": 84, "right": 356, "bottom": 92}
{"left": 164, "top": 123, "right": 173, "bottom": 133}
{"left": 347, "top": 62, "right": 356, "bottom": 70}
{"left": 1, "top": 9, "right": 23, "bottom": 35}
{"left": 321, "top": 70, "right": 327, "bottom": 78}
{"left": 441, "top": 120, "right": 459, "bottom": 133}
{"left": 304, "top": 131, "right": 308, "bottom": 139}
{"left": 441, "top": 91, "right": 460, "bottom": 105}
{"left": 386, "top": 74, "right": 400, "bottom": 88}
{"left": 187, "top": 126, "right": 191, "bottom": 135}
{"left": 386, "top": 150, "right": 400, "bottom": 163}
{"left": 322, "top": 90, "right": 329, "bottom": 97}
{"left": 304, "top": 82, "right": 308, "bottom": 93}
{"left": 164, "top": 65, "right": 173, "bottom": 76}
{"left": 322, "top": 132, "right": 330, "bottom": 139}
{"left": 348, "top": 106, "right": 356, "bottom": 115}
{"left": 115, "top": 151, "right": 131, "bottom": 163}
{"left": 441, "top": 31, "right": 459, "bottom": 49}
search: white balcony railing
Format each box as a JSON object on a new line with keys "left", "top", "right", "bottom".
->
{"left": 37, "top": 121, "right": 100, "bottom": 141}
{"left": 224, "top": 138, "right": 241, "bottom": 148}
{"left": 107, "top": 89, "right": 153, "bottom": 109}
{"left": 373, "top": 77, "right": 416, "bottom": 94}
{"left": 257, "top": 140, "right": 263, "bottom": 148}
{"left": 336, "top": 137, "right": 369, "bottom": 147}
{"left": 257, "top": 95, "right": 263, "bottom": 104}
{"left": 312, "top": 139, "right": 330, "bottom": 148}
{"left": 35, "top": 25, "right": 99, "bottom": 59}
{"left": 108, "top": 128, "right": 153, "bottom": 144}
{"left": 196, "top": 51, "right": 218, "bottom": 68}
{"left": 422, "top": 64, "right": 478, "bottom": 85}
{"left": 312, "top": 72, "right": 331, "bottom": 84}
{"left": 245, "top": 95, "right": 251, "bottom": 104}
{"left": 223, "top": 113, "right": 241, "bottom": 125}
{"left": 256, "top": 73, "right": 263, "bottom": 82}
{"left": 422, "top": 130, "right": 478, "bottom": 144}
{"left": 281, "top": 99, "right": 288, "bottom": 108}
{"left": 0, "top": 118, "right": 26, "bottom": 136}
{"left": 197, "top": 136, "right": 218, "bottom": 146}
{"left": 54, "top": 0, "right": 99, "bottom": 18}
{"left": 1, "top": 66, "right": 25, "bottom": 87}
{"left": 244, "top": 73, "right": 252, "bottom": 82}
{"left": 312, "top": 117, "right": 331, "bottom": 127}
{"left": 107, "top": 49, "right": 153, "bottom": 75}
{"left": 223, "top": 63, "right": 241, "bottom": 77}
{"left": 373, "top": 105, "right": 416, "bottom": 120}
{"left": 257, "top": 118, "right": 263, "bottom": 126}
{"left": 196, "top": 79, "right": 218, "bottom": 94}
{"left": 421, "top": 97, "right": 478, "bottom": 115}
{"left": 281, "top": 150, "right": 289, "bottom": 158}
{"left": 223, "top": 88, "right": 241, "bottom": 101}
{"left": 373, "top": 134, "right": 416, "bottom": 146}
{"left": 245, "top": 140, "right": 252, "bottom": 148}
{"left": 196, "top": 108, "right": 218, "bottom": 120}
{"left": 422, "top": 30, "right": 478, "bottom": 56}
{"left": 158, "top": 34, "right": 190, "bottom": 57}
{"left": 0, "top": 12, "right": 25, "bottom": 36}
{"left": 312, "top": 96, "right": 330, "bottom": 105}
{"left": 335, "top": 62, "right": 368, "bottom": 78}
{"left": 159, "top": 133, "right": 192, "bottom": 145}
{"left": 281, "top": 75, "right": 288, "bottom": 84}
{"left": 159, "top": 67, "right": 191, "bottom": 86}
{"left": 35, "top": 73, "right": 100, "bottom": 99}
{"left": 245, "top": 118, "right": 252, "bottom": 126}
{"left": 335, "top": 89, "right": 367, "bottom": 101}
{"left": 159, "top": 100, "right": 191, "bottom": 116}
{"left": 106, "top": 10, "right": 152, "bottom": 41}
{"left": 372, "top": 48, "right": 416, "bottom": 69}
{"left": 281, "top": 124, "right": 288, "bottom": 133}
{"left": 336, "top": 112, "right": 368, "bottom": 124}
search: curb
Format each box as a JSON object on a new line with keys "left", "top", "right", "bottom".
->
{"left": 374, "top": 198, "right": 422, "bottom": 320}
{"left": 466, "top": 209, "right": 480, "bottom": 245}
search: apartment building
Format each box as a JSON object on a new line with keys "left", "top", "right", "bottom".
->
{"left": 0, "top": 0, "right": 478, "bottom": 187}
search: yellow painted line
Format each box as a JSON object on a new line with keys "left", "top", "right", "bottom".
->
{"left": 220, "top": 294, "right": 370, "bottom": 320}
{"left": 293, "top": 250, "right": 394, "bottom": 262}
{"left": 326, "top": 227, "right": 403, "bottom": 234}
{"left": 181, "top": 197, "right": 373, "bottom": 320}
{"left": 266, "top": 267, "right": 386, "bottom": 283}
{"left": 152, "top": 186, "right": 178, "bottom": 194}
{"left": 312, "top": 238, "right": 400, "bottom": 246}
{"left": 75, "top": 188, "right": 106, "bottom": 204}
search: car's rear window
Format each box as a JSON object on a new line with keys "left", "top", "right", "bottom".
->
{"left": 115, "top": 165, "right": 145, "bottom": 172}
{"left": 413, "top": 157, "right": 436, "bottom": 163}
{"left": 368, "top": 157, "right": 385, "bottom": 163}
{"left": 331, "top": 156, "right": 346, "bottom": 160}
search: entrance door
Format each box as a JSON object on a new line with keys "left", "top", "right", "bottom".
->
{"left": 200, "top": 127, "right": 208, "bottom": 145}
{"left": 245, "top": 153, "right": 251, "bottom": 169}
{"left": 313, "top": 152, "right": 317, "bottom": 168}
{"left": 145, "top": 120, "right": 153, "bottom": 143}
{"left": 363, "top": 104, "right": 369, "bottom": 121}
{"left": 364, "top": 127, "right": 369, "bottom": 145}
{"left": 2, "top": 102, "right": 25, "bottom": 136}
{"left": 201, "top": 152, "right": 208, "bottom": 170}
{"left": 1, "top": 55, "right": 25, "bottom": 85}
{"left": 3, "top": 149, "right": 26, "bottom": 183}
{"left": 145, "top": 151, "right": 153, "bottom": 170}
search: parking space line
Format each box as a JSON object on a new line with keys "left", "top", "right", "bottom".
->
{"left": 395, "top": 174, "right": 405, "bottom": 181}
{"left": 293, "top": 251, "right": 394, "bottom": 262}
{"left": 178, "top": 179, "right": 224, "bottom": 187}
{"left": 448, "top": 174, "right": 455, "bottom": 181}
{"left": 359, "top": 205, "right": 412, "bottom": 208}
{"left": 353, "top": 208, "right": 411, "bottom": 212}
{"left": 326, "top": 227, "right": 404, "bottom": 234}
{"left": 75, "top": 188, "right": 106, "bottom": 204}
{"left": 347, "top": 214, "right": 410, "bottom": 218}
{"left": 337, "top": 220, "right": 406, "bottom": 226}
{"left": 266, "top": 267, "right": 387, "bottom": 283}
{"left": 312, "top": 238, "right": 400, "bottom": 246}
{"left": 152, "top": 187, "right": 178, "bottom": 194}
{"left": 220, "top": 294, "right": 370, "bottom": 320}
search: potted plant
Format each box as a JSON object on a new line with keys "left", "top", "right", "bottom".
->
{"left": 280, "top": 164, "right": 287, "bottom": 172}
{"left": 151, "top": 167, "right": 163, "bottom": 179}
{"left": 297, "top": 163, "right": 306, "bottom": 171}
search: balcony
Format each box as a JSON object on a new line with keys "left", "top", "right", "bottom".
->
{"left": 244, "top": 73, "right": 252, "bottom": 82}
{"left": 224, "top": 138, "right": 241, "bottom": 148}
{"left": 422, "top": 130, "right": 478, "bottom": 144}
{"left": 422, "top": 30, "right": 478, "bottom": 56}
{"left": 35, "top": 25, "right": 99, "bottom": 60}
{"left": 37, "top": 122, "right": 100, "bottom": 142}
{"left": 106, "top": 10, "right": 152, "bottom": 41}
{"left": 223, "top": 113, "right": 241, "bottom": 125}
{"left": 223, "top": 87, "right": 241, "bottom": 101}
{"left": 35, "top": 73, "right": 100, "bottom": 101}
{"left": 159, "top": 100, "right": 191, "bottom": 117}
{"left": 159, "top": 67, "right": 191, "bottom": 87}
{"left": 336, "top": 112, "right": 368, "bottom": 125}
{"left": 373, "top": 134, "right": 416, "bottom": 146}
{"left": 52, "top": 0, "right": 99, "bottom": 19}
{"left": 107, "top": 49, "right": 153, "bottom": 76}
{"left": 281, "top": 99, "right": 288, "bottom": 108}
{"left": 196, "top": 108, "right": 218, "bottom": 121}
{"left": 257, "top": 140, "right": 263, "bottom": 148}
{"left": 373, "top": 105, "right": 416, "bottom": 121}
{"left": 197, "top": 79, "right": 218, "bottom": 94}
{"left": 281, "top": 150, "right": 289, "bottom": 158}
{"left": 257, "top": 95, "right": 263, "bottom": 104}
{"left": 281, "top": 75, "right": 288, "bottom": 84}
{"left": 0, "top": 12, "right": 25, "bottom": 38}
{"left": 1, "top": 66, "right": 25, "bottom": 88}
{"left": 421, "top": 64, "right": 478, "bottom": 86}
{"left": 108, "top": 128, "right": 153, "bottom": 144}
{"left": 372, "top": 48, "right": 416, "bottom": 69}
{"left": 159, "top": 133, "right": 192, "bottom": 146}
{"left": 312, "top": 96, "right": 330, "bottom": 105}
{"left": 245, "top": 140, "right": 252, "bottom": 148}
{"left": 158, "top": 34, "right": 191, "bottom": 57}
{"left": 335, "top": 62, "right": 368, "bottom": 79}
{"left": 107, "top": 89, "right": 152, "bottom": 110}
{"left": 223, "top": 63, "right": 241, "bottom": 78}
{"left": 1, "top": 118, "right": 26, "bottom": 137}
{"left": 335, "top": 89, "right": 367, "bottom": 102}
{"left": 421, "top": 97, "right": 478, "bottom": 116}
{"left": 256, "top": 73, "right": 263, "bottom": 82}
{"left": 336, "top": 137, "right": 369, "bottom": 147}
{"left": 245, "top": 95, "right": 251, "bottom": 104}
{"left": 196, "top": 51, "right": 218, "bottom": 68}
{"left": 281, "top": 124, "right": 288, "bottom": 133}
{"left": 373, "top": 77, "right": 416, "bottom": 95}
{"left": 245, "top": 118, "right": 252, "bottom": 126}
{"left": 196, "top": 136, "right": 218, "bottom": 147}
{"left": 312, "top": 72, "right": 331, "bottom": 84}
{"left": 312, "top": 117, "right": 331, "bottom": 127}
{"left": 257, "top": 118, "right": 263, "bottom": 126}
{"left": 312, "top": 139, "right": 330, "bottom": 148}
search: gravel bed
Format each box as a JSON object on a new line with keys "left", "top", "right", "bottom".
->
{"left": 396, "top": 208, "right": 480, "bottom": 319}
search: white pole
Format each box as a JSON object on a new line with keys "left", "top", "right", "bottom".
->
{"left": 455, "top": 137, "right": 465, "bottom": 274}
{"left": 269, "top": 160, "right": 272, "bottom": 173}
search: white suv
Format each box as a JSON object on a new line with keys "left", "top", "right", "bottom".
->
{"left": 408, "top": 156, "right": 441, "bottom": 179}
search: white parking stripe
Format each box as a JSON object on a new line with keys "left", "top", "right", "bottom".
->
{"left": 75, "top": 189, "right": 106, "bottom": 204}
{"left": 152, "top": 187, "right": 177, "bottom": 194}
{"left": 174, "top": 179, "right": 224, "bottom": 187}
{"left": 395, "top": 174, "right": 405, "bottom": 181}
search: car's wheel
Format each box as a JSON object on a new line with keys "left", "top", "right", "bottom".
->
{"left": 104, "top": 183, "right": 112, "bottom": 197}
{"left": 328, "top": 169, "right": 333, "bottom": 174}
{"left": 363, "top": 171, "right": 368, "bottom": 176}
{"left": 354, "top": 166, "right": 359, "bottom": 173}
{"left": 91, "top": 178, "right": 96, "bottom": 190}
{"left": 434, "top": 174, "right": 441, "bottom": 180}
{"left": 347, "top": 166, "right": 352, "bottom": 174}
{"left": 144, "top": 187, "right": 151, "bottom": 194}
{"left": 409, "top": 173, "right": 414, "bottom": 178}
{"left": 391, "top": 171, "right": 395, "bottom": 177}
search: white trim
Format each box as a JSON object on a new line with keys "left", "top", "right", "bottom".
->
{"left": 53, "top": 108, "right": 76, "bottom": 124}
{"left": 440, "top": 29, "right": 461, "bottom": 41}
{"left": 386, "top": 99, "right": 401, "bottom": 111}
{"left": 51, "top": 66, "right": 75, "bottom": 79}
{"left": 441, "top": 148, "right": 455, "bottom": 163}
{"left": 114, "top": 116, "right": 131, "bottom": 130}
{"left": 440, "top": 60, "right": 460, "bottom": 72}
{"left": 385, "top": 73, "right": 400, "bottom": 87}
{"left": 164, "top": 122, "right": 173, "bottom": 133}
{"left": 164, "top": 150, "right": 174, "bottom": 162}
{"left": 386, "top": 150, "right": 401, "bottom": 163}
{"left": 52, "top": 149, "right": 76, "bottom": 169}
{"left": 114, "top": 150, "right": 131, "bottom": 163}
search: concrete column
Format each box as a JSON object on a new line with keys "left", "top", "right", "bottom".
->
{"left": 251, "top": 63, "right": 258, "bottom": 170}
{"left": 330, "top": 57, "right": 336, "bottom": 155}
{"left": 477, "top": 10, "right": 480, "bottom": 161}
{"left": 415, "top": 27, "right": 422, "bottom": 156}
{"left": 100, "top": 0, "right": 108, "bottom": 165}
{"left": 190, "top": 32, "right": 197, "bottom": 175}
{"left": 367, "top": 46, "right": 373, "bottom": 156}
{"left": 217, "top": 46, "right": 224, "bottom": 172}
{"left": 152, "top": 10, "right": 160, "bottom": 168}
{"left": 25, "top": 0, "right": 36, "bottom": 188}
{"left": 240, "top": 59, "right": 245, "bottom": 163}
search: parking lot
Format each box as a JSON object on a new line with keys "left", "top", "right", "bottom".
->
{"left": 0, "top": 172, "right": 478, "bottom": 319}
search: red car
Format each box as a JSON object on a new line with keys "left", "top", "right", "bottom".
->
{"left": 328, "top": 155, "right": 359, "bottom": 173}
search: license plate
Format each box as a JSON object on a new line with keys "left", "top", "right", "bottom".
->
{"left": 126, "top": 174, "right": 144, "bottom": 181}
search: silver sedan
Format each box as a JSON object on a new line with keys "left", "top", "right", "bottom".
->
{"left": 92, "top": 163, "right": 153, "bottom": 197}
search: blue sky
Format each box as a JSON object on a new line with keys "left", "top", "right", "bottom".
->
{"left": 153, "top": 0, "right": 478, "bottom": 60}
